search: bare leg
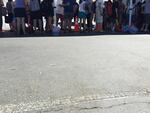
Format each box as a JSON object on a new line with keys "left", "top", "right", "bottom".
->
{"left": 16, "top": 17, "right": 21, "bottom": 35}
{"left": 21, "top": 17, "right": 26, "bottom": 34}
{"left": 141, "top": 24, "right": 145, "bottom": 31}
{"left": 68, "top": 18, "right": 72, "bottom": 31}
{"left": 38, "top": 19, "right": 42, "bottom": 32}
{"left": 83, "top": 19, "right": 86, "bottom": 31}
{"left": 48, "top": 17, "right": 52, "bottom": 31}
{"left": 33, "top": 19, "right": 37, "bottom": 31}
{"left": 79, "top": 18, "right": 82, "bottom": 30}
{"left": 144, "top": 24, "right": 149, "bottom": 32}
{"left": 60, "top": 16, "right": 64, "bottom": 30}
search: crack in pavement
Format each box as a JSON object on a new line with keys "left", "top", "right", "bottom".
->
{"left": 77, "top": 101, "right": 150, "bottom": 111}
{"left": 0, "top": 90, "right": 150, "bottom": 113}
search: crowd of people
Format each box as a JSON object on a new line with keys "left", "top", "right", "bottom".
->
{"left": 0, "top": 0, "right": 150, "bottom": 35}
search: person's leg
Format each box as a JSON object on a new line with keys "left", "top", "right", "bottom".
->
{"left": 90, "top": 13, "right": 94, "bottom": 31}
{"left": 141, "top": 23, "right": 145, "bottom": 31}
{"left": 45, "top": 17, "right": 48, "bottom": 31}
{"left": 87, "top": 13, "right": 92, "bottom": 31}
{"left": 144, "top": 23, "right": 149, "bottom": 32}
{"left": 68, "top": 18, "right": 72, "bottom": 31}
{"left": 87, "top": 15, "right": 90, "bottom": 31}
{"left": 38, "top": 19, "right": 42, "bottom": 32}
{"left": 64, "top": 18, "right": 68, "bottom": 31}
{"left": 16, "top": 17, "right": 21, "bottom": 34}
{"left": 0, "top": 12, "right": 3, "bottom": 31}
{"left": 83, "top": 18, "right": 86, "bottom": 31}
{"left": 66, "top": 14, "right": 72, "bottom": 31}
{"left": 48, "top": 17, "right": 52, "bottom": 31}
{"left": 60, "top": 16, "right": 64, "bottom": 30}
{"left": 9, "top": 23, "right": 13, "bottom": 31}
{"left": 13, "top": 18, "right": 16, "bottom": 32}
{"left": 56, "top": 14, "right": 59, "bottom": 27}
{"left": 9, "top": 14, "right": 14, "bottom": 31}
{"left": 79, "top": 18, "right": 82, "bottom": 30}
{"left": 33, "top": 19, "right": 37, "bottom": 31}
{"left": 21, "top": 17, "right": 26, "bottom": 34}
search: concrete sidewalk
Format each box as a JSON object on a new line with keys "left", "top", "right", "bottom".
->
{"left": 0, "top": 35, "right": 150, "bottom": 113}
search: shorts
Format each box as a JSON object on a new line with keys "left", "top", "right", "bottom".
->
{"left": 31, "top": 10, "right": 42, "bottom": 19}
{"left": 96, "top": 16, "right": 103, "bottom": 24}
{"left": 45, "top": 9, "right": 54, "bottom": 17}
{"left": 78, "top": 12, "right": 86, "bottom": 19}
{"left": 144, "top": 14, "right": 150, "bottom": 24}
{"left": 7, "top": 13, "right": 14, "bottom": 23}
{"left": 14, "top": 8, "right": 26, "bottom": 17}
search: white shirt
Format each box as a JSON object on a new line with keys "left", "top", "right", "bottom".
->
{"left": 55, "top": 0, "right": 64, "bottom": 15}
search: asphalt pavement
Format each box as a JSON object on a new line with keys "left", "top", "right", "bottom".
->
{"left": 0, "top": 35, "right": 150, "bottom": 113}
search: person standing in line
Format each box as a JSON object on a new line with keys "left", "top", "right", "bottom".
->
{"left": 14, "top": 0, "right": 26, "bottom": 35}
{"left": 85, "top": 0, "right": 93, "bottom": 31}
{"left": 118, "top": 0, "right": 125, "bottom": 28}
{"left": 135, "top": 0, "right": 145, "bottom": 30}
{"left": 55, "top": 0, "right": 64, "bottom": 30}
{"left": 73, "top": 1, "right": 79, "bottom": 24}
{"left": 112, "top": 0, "right": 119, "bottom": 32}
{"left": 78, "top": 0, "right": 87, "bottom": 32}
{"left": 62, "top": 0, "right": 75, "bottom": 32}
{"left": 30, "top": 0, "right": 42, "bottom": 32}
{"left": 141, "top": 0, "right": 150, "bottom": 32}
{"left": 95, "top": 0, "right": 103, "bottom": 32}
{"left": 41, "top": 0, "right": 54, "bottom": 32}
{"left": 0, "top": 0, "right": 4, "bottom": 31}
{"left": 105, "top": 0, "right": 113, "bottom": 31}
{"left": 6, "top": 0, "right": 15, "bottom": 32}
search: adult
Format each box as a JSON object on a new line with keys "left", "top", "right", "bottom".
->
{"left": 118, "top": 0, "right": 125, "bottom": 26}
{"left": 95, "top": 0, "right": 103, "bottom": 32}
{"left": 134, "top": 0, "right": 145, "bottom": 30}
{"left": 14, "top": 0, "right": 26, "bottom": 35}
{"left": 6, "top": 0, "right": 15, "bottom": 31}
{"left": 85, "top": 0, "right": 93, "bottom": 31}
{"left": 73, "top": 1, "right": 79, "bottom": 23}
{"left": 105, "top": 0, "right": 113, "bottom": 31}
{"left": 62, "top": 0, "right": 75, "bottom": 32}
{"left": 141, "top": 0, "right": 150, "bottom": 32}
{"left": 55, "top": 0, "right": 64, "bottom": 29}
{"left": 41, "top": 0, "right": 54, "bottom": 32}
{"left": 0, "top": 0, "right": 4, "bottom": 31}
{"left": 112, "top": 0, "right": 120, "bottom": 31}
{"left": 30, "top": 0, "right": 42, "bottom": 32}
{"left": 78, "top": 0, "right": 86, "bottom": 31}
